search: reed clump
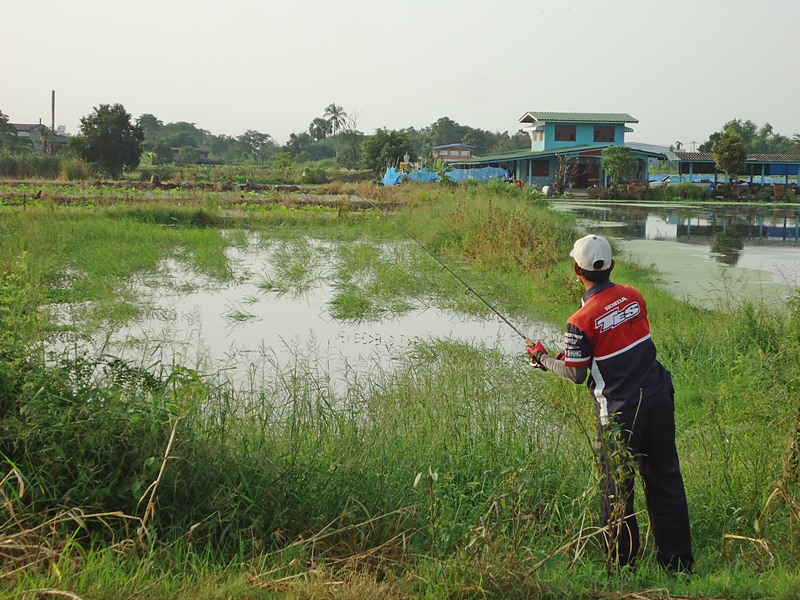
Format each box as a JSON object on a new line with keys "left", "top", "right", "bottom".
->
{"left": 0, "top": 153, "right": 61, "bottom": 179}
{"left": 60, "top": 157, "right": 91, "bottom": 181}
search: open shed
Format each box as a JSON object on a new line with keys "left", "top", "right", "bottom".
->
{"left": 668, "top": 151, "right": 800, "bottom": 184}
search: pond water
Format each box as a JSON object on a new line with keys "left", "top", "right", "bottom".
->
{"left": 57, "top": 202, "right": 797, "bottom": 385}
{"left": 56, "top": 234, "right": 555, "bottom": 389}
{"left": 557, "top": 200, "right": 800, "bottom": 307}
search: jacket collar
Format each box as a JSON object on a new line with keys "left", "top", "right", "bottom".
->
{"left": 581, "top": 280, "right": 615, "bottom": 306}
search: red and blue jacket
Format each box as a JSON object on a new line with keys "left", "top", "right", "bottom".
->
{"left": 563, "top": 281, "right": 671, "bottom": 424}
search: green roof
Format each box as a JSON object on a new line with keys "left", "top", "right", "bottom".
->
{"left": 519, "top": 111, "right": 638, "bottom": 124}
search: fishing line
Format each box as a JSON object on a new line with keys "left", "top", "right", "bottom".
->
{"left": 345, "top": 183, "right": 530, "bottom": 341}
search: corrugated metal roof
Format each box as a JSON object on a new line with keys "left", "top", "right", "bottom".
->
{"left": 11, "top": 123, "right": 42, "bottom": 132}
{"left": 519, "top": 112, "right": 638, "bottom": 124}
{"left": 433, "top": 143, "right": 476, "bottom": 149}
{"left": 452, "top": 144, "right": 602, "bottom": 165}
{"left": 448, "top": 143, "right": 664, "bottom": 166}
{"left": 673, "top": 151, "right": 800, "bottom": 163}
{"left": 746, "top": 153, "right": 800, "bottom": 163}
{"left": 673, "top": 151, "right": 715, "bottom": 161}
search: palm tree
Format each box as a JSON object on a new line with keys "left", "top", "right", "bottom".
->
{"left": 324, "top": 103, "right": 347, "bottom": 137}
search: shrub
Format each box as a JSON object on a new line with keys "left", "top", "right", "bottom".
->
{"left": 61, "top": 157, "right": 90, "bottom": 180}
{"left": 756, "top": 186, "right": 773, "bottom": 202}
{"left": 138, "top": 165, "right": 178, "bottom": 182}
{"left": 672, "top": 182, "right": 707, "bottom": 200}
{"left": 482, "top": 177, "right": 513, "bottom": 195}
{"left": 642, "top": 186, "right": 667, "bottom": 201}
{"left": 587, "top": 186, "right": 606, "bottom": 199}
{"left": 626, "top": 180, "right": 647, "bottom": 199}
{"left": 301, "top": 166, "right": 329, "bottom": 184}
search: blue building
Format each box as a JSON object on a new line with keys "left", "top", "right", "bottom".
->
{"left": 450, "top": 111, "right": 663, "bottom": 188}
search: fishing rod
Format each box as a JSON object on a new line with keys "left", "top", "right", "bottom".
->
{"left": 349, "top": 185, "right": 531, "bottom": 342}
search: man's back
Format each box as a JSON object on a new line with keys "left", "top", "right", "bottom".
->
{"left": 564, "top": 281, "right": 670, "bottom": 422}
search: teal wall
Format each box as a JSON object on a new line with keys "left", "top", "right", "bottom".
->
{"left": 539, "top": 123, "right": 625, "bottom": 150}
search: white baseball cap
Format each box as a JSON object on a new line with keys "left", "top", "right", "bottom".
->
{"left": 570, "top": 234, "right": 613, "bottom": 271}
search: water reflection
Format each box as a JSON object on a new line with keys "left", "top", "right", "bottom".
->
{"left": 558, "top": 201, "right": 800, "bottom": 308}
{"left": 560, "top": 201, "right": 800, "bottom": 267}
{"left": 710, "top": 230, "right": 744, "bottom": 266}
{"left": 52, "top": 234, "right": 555, "bottom": 387}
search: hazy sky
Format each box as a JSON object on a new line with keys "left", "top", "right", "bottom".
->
{"left": 3, "top": 0, "right": 798, "bottom": 148}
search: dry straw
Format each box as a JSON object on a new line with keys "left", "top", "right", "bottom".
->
{"left": 0, "top": 467, "right": 139, "bottom": 579}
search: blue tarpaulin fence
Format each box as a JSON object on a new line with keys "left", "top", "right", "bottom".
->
{"left": 448, "top": 166, "right": 510, "bottom": 182}
{"left": 382, "top": 167, "right": 441, "bottom": 185}
{"left": 382, "top": 165, "right": 510, "bottom": 186}
{"left": 381, "top": 167, "right": 405, "bottom": 186}
{"left": 382, "top": 167, "right": 440, "bottom": 185}
{"left": 405, "top": 167, "right": 440, "bottom": 183}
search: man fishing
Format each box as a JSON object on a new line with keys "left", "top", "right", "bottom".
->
{"left": 526, "top": 234, "right": 693, "bottom": 573}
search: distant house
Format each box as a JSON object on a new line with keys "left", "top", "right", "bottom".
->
{"left": 11, "top": 122, "right": 68, "bottom": 154}
{"left": 450, "top": 111, "right": 663, "bottom": 188}
{"left": 12, "top": 123, "right": 42, "bottom": 139}
{"left": 433, "top": 143, "right": 476, "bottom": 162}
{"left": 170, "top": 147, "right": 211, "bottom": 161}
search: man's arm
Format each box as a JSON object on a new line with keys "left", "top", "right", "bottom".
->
{"left": 538, "top": 354, "right": 587, "bottom": 384}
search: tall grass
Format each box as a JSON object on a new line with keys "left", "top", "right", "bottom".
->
{"left": 2, "top": 186, "right": 800, "bottom": 597}
{"left": 61, "top": 156, "right": 91, "bottom": 180}
{"left": 0, "top": 153, "right": 61, "bottom": 178}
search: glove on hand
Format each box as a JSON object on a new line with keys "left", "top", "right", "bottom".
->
{"left": 526, "top": 340, "right": 549, "bottom": 370}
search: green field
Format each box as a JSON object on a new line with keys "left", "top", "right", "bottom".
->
{"left": 1, "top": 182, "right": 799, "bottom": 598}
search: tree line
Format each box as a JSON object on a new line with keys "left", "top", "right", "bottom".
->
{"left": 134, "top": 108, "right": 531, "bottom": 173}
{"left": 2, "top": 104, "right": 799, "bottom": 180}
{"left": 0, "top": 103, "right": 532, "bottom": 178}
{"left": 697, "top": 119, "right": 799, "bottom": 154}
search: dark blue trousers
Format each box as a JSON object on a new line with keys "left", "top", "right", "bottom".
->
{"left": 598, "top": 386, "right": 693, "bottom": 571}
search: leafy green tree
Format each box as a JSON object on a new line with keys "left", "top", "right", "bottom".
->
{"left": 336, "top": 112, "right": 364, "bottom": 169}
{"left": 0, "top": 111, "right": 16, "bottom": 138}
{"left": 601, "top": 145, "right": 638, "bottom": 185}
{"left": 150, "top": 140, "right": 174, "bottom": 165}
{"left": 700, "top": 119, "right": 794, "bottom": 154}
{"left": 209, "top": 134, "right": 236, "bottom": 159}
{"left": 0, "top": 111, "right": 32, "bottom": 153}
{"left": 309, "top": 117, "right": 331, "bottom": 142}
{"left": 237, "top": 130, "right": 272, "bottom": 155}
{"left": 324, "top": 103, "right": 347, "bottom": 137}
{"left": 713, "top": 129, "right": 747, "bottom": 182}
{"left": 272, "top": 151, "right": 294, "bottom": 181}
{"left": 284, "top": 132, "right": 314, "bottom": 157}
{"left": 137, "top": 113, "right": 164, "bottom": 142}
{"left": 428, "top": 116, "right": 464, "bottom": 147}
{"left": 491, "top": 130, "right": 531, "bottom": 154}
{"left": 417, "top": 117, "right": 526, "bottom": 163}
{"left": 160, "top": 121, "right": 208, "bottom": 149}
{"left": 70, "top": 103, "right": 144, "bottom": 178}
{"left": 360, "top": 128, "right": 416, "bottom": 174}
{"left": 175, "top": 146, "right": 201, "bottom": 165}
{"left": 433, "top": 158, "right": 455, "bottom": 186}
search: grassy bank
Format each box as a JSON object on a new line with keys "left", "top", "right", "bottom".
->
{"left": 1, "top": 184, "right": 800, "bottom": 598}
